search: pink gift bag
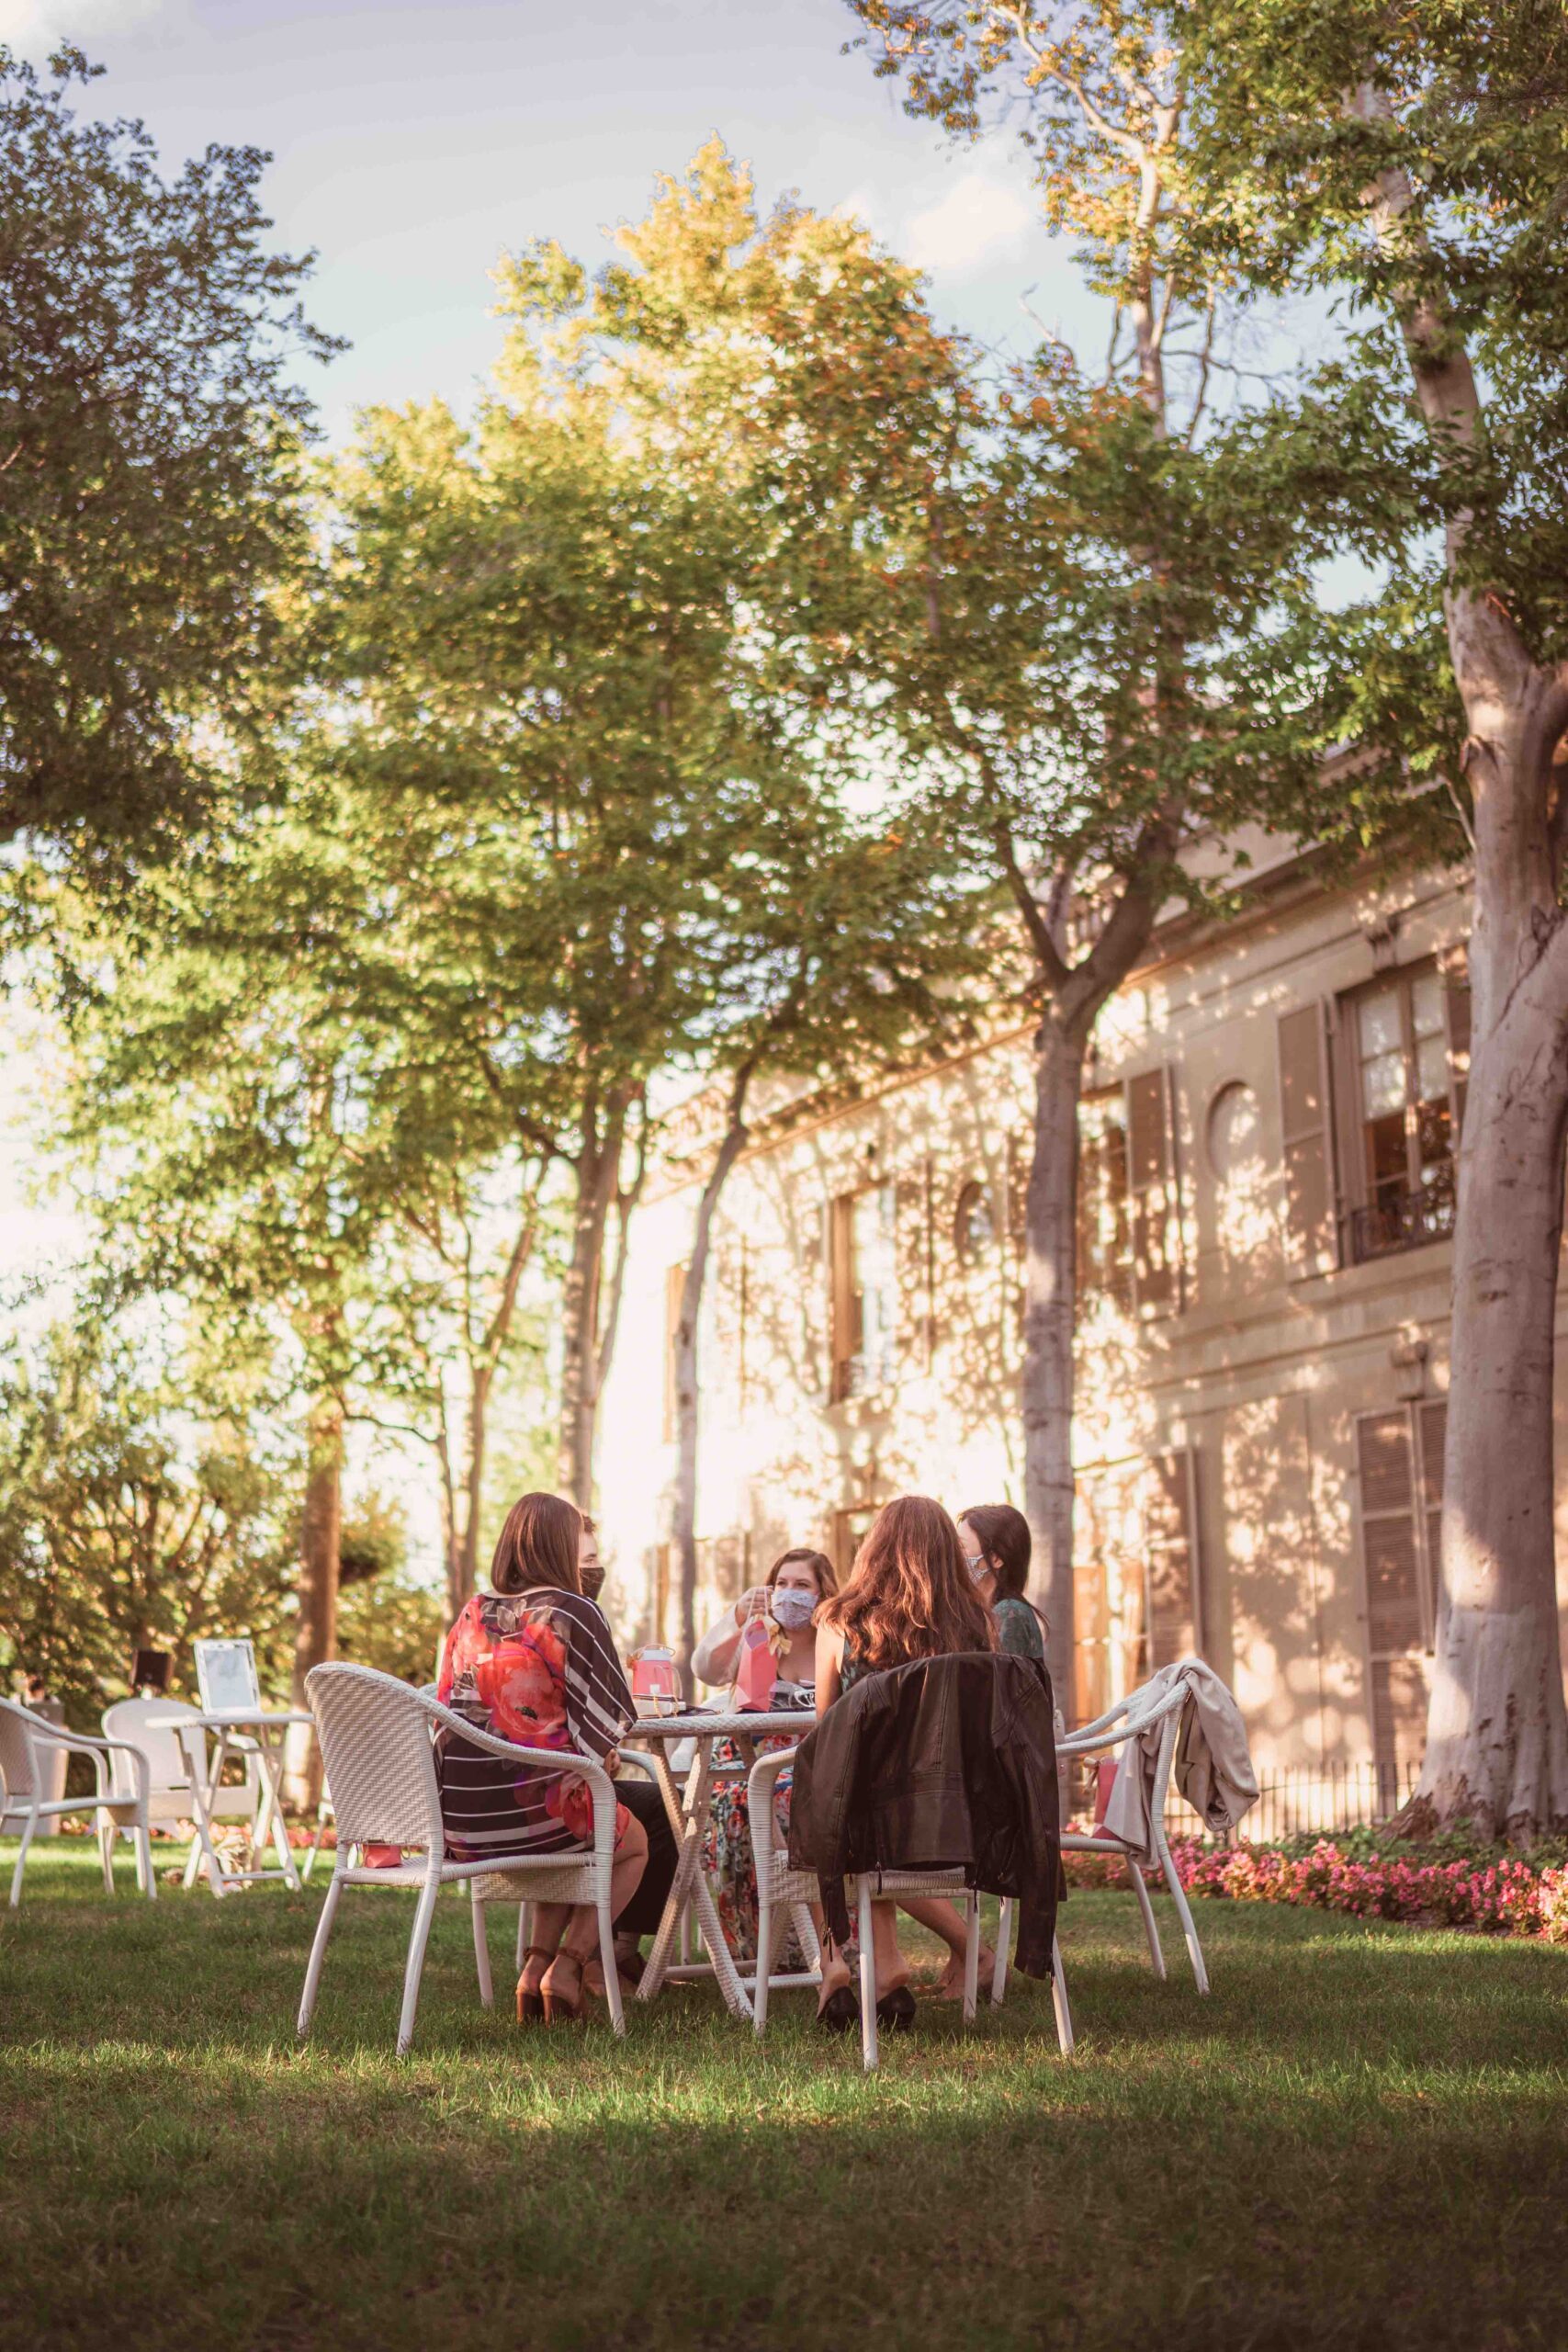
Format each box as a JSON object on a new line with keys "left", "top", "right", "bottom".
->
{"left": 735, "top": 1616, "right": 777, "bottom": 1711}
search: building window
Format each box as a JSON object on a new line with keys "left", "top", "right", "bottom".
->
{"left": 1073, "top": 1449, "right": 1201, "bottom": 1725}
{"left": 1077, "top": 1069, "right": 1181, "bottom": 1314}
{"left": 1356, "top": 1397, "right": 1445, "bottom": 1780}
{"left": 1344, "top": 966, "right": 1461, "bottom": 1263}
{"left": 829, "top": 1182, "right": 898, "bottom": 1401}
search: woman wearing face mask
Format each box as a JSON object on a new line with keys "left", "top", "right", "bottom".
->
{"left": 694, "top": 1546, "right": 837, "bottom": 1966}
{"left": 957, "top": 1503, "right": 1049, "bottom": 1660}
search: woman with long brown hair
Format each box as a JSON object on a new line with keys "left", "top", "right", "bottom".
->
{"left": 436, "top": 1490, "right": 649, "bottom": 2024}
{"left": 812, "top": 1496, "right": 995, "bottom": 2030}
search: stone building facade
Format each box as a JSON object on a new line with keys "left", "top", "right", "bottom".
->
{"left": 597, "top": 834, "right": 1568, "bottom": 1784}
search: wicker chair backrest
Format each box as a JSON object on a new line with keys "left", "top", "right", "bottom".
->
{"left": 0, "top": 1701, "right": 40, "bottom": 1802}
{"left": 306, "top": 1664, "right": 444, "bottom": 1851}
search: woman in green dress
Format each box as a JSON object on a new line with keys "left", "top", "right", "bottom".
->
{"left": 957, "top": 1502, "right": 1049, "bottom": 1660}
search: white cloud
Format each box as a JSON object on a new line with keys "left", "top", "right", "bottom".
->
{"left": 902, "top": 170, "right": 1034, "bottom": 276}
{"left": 1, "top": 0, "right": 171, "bottom": 47}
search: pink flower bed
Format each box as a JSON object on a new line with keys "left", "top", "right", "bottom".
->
{"left": 1066, "top": 1830, "right": 1568, "bottom": 1943}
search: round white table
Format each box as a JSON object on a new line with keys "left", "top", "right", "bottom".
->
{"left": 148, "top": 1708, "right": 315, "bottom": 1897}
{"left": 626, "top": 1706, "right": 818, "bottom": 2018}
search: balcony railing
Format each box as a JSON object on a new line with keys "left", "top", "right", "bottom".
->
{"left": 1348, "top": 1177, "right": 1455, "bottom": 1264}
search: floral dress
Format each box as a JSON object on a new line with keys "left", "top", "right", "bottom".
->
{"left": 700, "top": 1681, "right": 814, "bottom": 1965}
{"left": 436, "top": 1587, "right": 637, "bottom": 1860}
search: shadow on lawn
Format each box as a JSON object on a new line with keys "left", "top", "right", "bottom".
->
{"left": 4, "top": 1863, "right": 1568, "bottom": 2352}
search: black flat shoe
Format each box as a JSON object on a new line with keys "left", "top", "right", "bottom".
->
{"left": 817, "top": 1984, "right": 860, "bottom": 2033}
{"left": 875, "top": 1984, "right": 917, "bottom": 2031}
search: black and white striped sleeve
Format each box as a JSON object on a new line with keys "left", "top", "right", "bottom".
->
{"left": 557, "top": 1594, "right": 637, "bottom": 1758}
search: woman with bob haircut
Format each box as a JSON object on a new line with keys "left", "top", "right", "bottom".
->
{"left": 811, "top": 1495, "right": 996, "bottom": 2031}
{"left": 436, "top": 1490, "right": 648, "bottom": 2025}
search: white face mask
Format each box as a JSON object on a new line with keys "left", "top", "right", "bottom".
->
{"left": 770, "top": 1586, "right": 818, "bottom": 1632}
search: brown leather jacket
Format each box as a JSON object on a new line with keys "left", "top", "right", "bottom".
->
{"left": 786, "top": 1650, "right": 1064, "bottom": 1976}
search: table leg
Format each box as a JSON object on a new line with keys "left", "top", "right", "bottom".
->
{"left": 185, "top": 1728, "right": 231, "bottom": 1899}
{"left": 635, "top": 1738, "right": 754, "bottom": 2020}
{"left": 251, "top": 1729, "right": 301, "bottom": 1891}
{"left": 637, "top": 1739, "right": 710, "bottom": 2002}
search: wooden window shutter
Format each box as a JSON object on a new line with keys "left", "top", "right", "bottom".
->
{"left": 1127, "top": 1066, "right": 1181, "bottom": 1316}
{"left": 1442, "top": 949, "right": 1472, "bottom": 1144}
{"left": 1277, "top": 1002, "right": 1338, "bottom": 1278}
{"left": 662, "top": 1263, "right": 687, "bottom": 1443}
{"left": 829, "top": 1194, "right": 855, "bottom": 1404}
{"left": 1145, "top": 1449, "right": 1201, "bottom": 1667}
{"left": 1356, "top": 1408, "right": 1432, "bottom": 1777}
{"left": 896, "top": 1159, "right": 934, "bottom": 1373}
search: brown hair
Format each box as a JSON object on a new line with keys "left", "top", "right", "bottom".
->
{"left": 766, "top": 1546, "right": 838, "bottom": 1600}
{"left": 491, "top": 1492, "right": 583, "bottom": 1598}
{"left": 818, "top": 1496, "right": 994, "bottom": 1670}
{"left": 960, "top": 1502, "right": 1049, "bottom": 1635}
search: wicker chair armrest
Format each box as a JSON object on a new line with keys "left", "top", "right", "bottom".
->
{"left": 745, "top": 1741, "right": 805, "bottom": 1859}
{"left": 417, "top": 1692, "right": 609, "bottom": 1781}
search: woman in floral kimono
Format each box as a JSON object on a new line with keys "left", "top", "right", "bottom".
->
{"left": 437, "top": 1490, "right": 648, "bottom": 2024}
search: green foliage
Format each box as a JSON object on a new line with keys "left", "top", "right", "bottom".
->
{"left": 0, "top": 1319, "right": 299, "bottom": 1724}
{"left": 0, "top": 45, "right": 336, "bottom": 861}
{"left": 335, "top": 1565, "right": 446, "bottom": 1687}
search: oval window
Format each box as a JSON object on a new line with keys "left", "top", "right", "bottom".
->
{"left": 953, "top": 1178, "right": 996, "bottom": 1266}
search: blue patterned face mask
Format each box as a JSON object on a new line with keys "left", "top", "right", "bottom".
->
{"left": 770, "top": 1586, "right": 818, "bottom": 1631}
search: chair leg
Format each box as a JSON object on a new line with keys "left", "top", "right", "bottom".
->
{"left": 752, "top": 1870, "right": 776, "bottom": 2037}
{"left": 962, "top": 1891, "right": 980, "bottom": 2024}
{"left": 1128, "top": 1859, "right": 1167, "bottom": 1979}
{"left": 98, "top": 1815, "right": 116, "bottom": 1895}
{"left": 515, "top": 1900, "right": 529, "bottom": 1974}
{"left": 1158, "top": 1834, "right": 1211, "bottom": 1994}
{"left": 397, "top": 1871, "right": 442, "bottom": 2056}
{"left": 470, "top": 1886, "right": 494, "bottom": 2010}
{"left": 992, "top": 1896, "right": 1012, "bottom": 2007}
{"left": 131, "top": 1824, "right": 154, "bottom": 1899}
{"left": 1050, "top": 1933, "right": 1074, "bottom": 2056}
{"left": 9, "top": 1807, "right": 37, "bottom": 1909}
{"left": 597, "top": 1872, "right": 626, "bottom": 2037}
{"left": 298, "top": 1870, "right": 345, "bottom": 2037}
{"left": 858, "top": 1878, "right": 878, "bottom": 2073}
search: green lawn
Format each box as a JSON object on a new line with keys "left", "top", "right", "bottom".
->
{"left": 3, "top": 1842, "right": 1566, "bottom": 2352}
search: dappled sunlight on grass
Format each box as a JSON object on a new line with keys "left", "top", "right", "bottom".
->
{"left": 3, "top": 1844, "right": 1566, "bottom": 2351}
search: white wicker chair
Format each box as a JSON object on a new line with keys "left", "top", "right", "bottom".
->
{"left": 988, "top": 1672, "right": 1213, "bottom": 2006}
{"left": 299, "top": 1663, "right": 626, "bottom": 2055}
{"left": 746, "top": 1747, "right": 1073, "bottom": 2071}
{"left": 0, "top": 1698, "right": 152, "bottom": 1908}
{"left": 1055, "top": 1673, "right": 1213, "bottom": 1996}
{"left": 100, "top": 1698, "right": 264, "bottom": 1894}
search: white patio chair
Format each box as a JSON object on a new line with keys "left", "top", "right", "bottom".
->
{"left": 990, "top": 1672, "right": 1212, "bottom": 2003}
{"left": 299, "top": 1663, "right": 626, "bottom": 2055}
{"left": 100, "top": 1698, "right": 265, "bottom": 1894}
{"left": 746, "top": 1747, "right": 1072, "bottom": 2071}
{"left": 0, "top": 1698, "right": 153, "bottom": 1909}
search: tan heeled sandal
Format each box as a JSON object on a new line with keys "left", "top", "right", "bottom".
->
{"left": 515, "top": 1944, "right": 555, "bottom": 2024}
{"left": 541, "top": 1947, "right": 590, "bottom": 2026}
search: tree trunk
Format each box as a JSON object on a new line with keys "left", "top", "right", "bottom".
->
{"left": 672, "top": 1097, "right": 750, "bottom": 1702}
{"left": 1021, "top": 1011, "right": 1091, "bottom": 1711}
{"left": 286, "top": 1396, "right": 343, "bottom": 1811}
{"left": 556, "top": 1093, "right": 627, "bottom": 1508}
{"left": 1410, "top": 648, "right": 1568, "bottom": 1838}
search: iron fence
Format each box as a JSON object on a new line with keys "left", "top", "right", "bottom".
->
{"left": 1158, "top": 1759, "right": 1421, "bottom": 1844}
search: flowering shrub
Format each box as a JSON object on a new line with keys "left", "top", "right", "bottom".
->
{"left": 1066, "top": 1824, "right": 1568, "bottom": 1944}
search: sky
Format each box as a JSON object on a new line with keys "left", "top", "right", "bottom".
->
{"left": 3, "top": 0, "right": 1094, "bottom": 449}
{"left": 0, "top": 0, "right": 1101, "bottom": 1558}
